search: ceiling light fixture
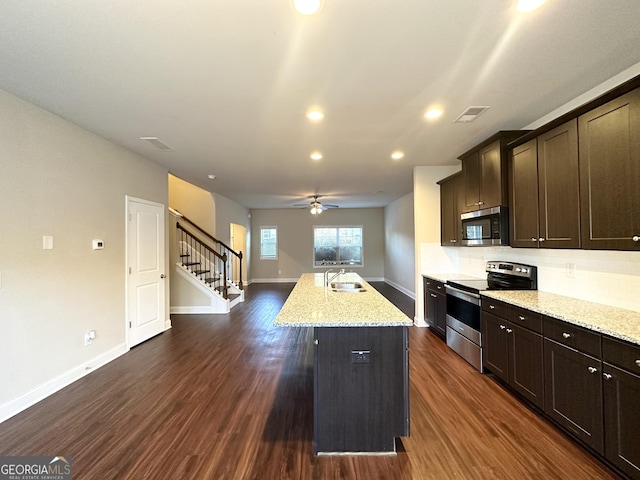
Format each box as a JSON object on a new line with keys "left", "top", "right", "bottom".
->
{"left": 207, "top": 174, "right": 217, "bottom": 180}
{"left": 517, "top": 0, "right": 546, "bottom": 12}
{"left": 291, "top": 0, "right": 324, "bottom": 15}
{"left": 310, "top": 202, "right": 323, "bottom": 215}
{"left": 391, "top": 151, "right": 404, "bottom": 160}
{"left": 424, "top": 108, "right": 443, "bottom": 120}
{"left": 307, "top": 110, "right": 325, "bottom": 121}
{"left": 310, "top": 151, "right": 323, "bottom": 161}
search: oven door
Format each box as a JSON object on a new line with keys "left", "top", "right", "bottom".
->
{"left": 445, "top": 285, "right": 481, "bottom": 332}
{"left": 445, "top": 285, "right": 483, "bottom": 371}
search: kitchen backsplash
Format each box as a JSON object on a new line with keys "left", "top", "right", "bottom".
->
{"left": 420, "top": 243, "right": 640, "bottom": 313}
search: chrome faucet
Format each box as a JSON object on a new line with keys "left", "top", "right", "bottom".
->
{"left": 324, "top": 268, "right": 345, "bottom": 286}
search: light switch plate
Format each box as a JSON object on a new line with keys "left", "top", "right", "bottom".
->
{"left": 43, "top": 236, "right": 54, "bottom": 250}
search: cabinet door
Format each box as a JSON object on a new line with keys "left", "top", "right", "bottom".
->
{"left": 479, "top": 140, "right": 503, "bottom": 209}
{"left": 603, "top": 363, "right": 640, "bottom": 478}
{"left": 578, "top": 88, "right": 640, "bottom": 250}
{"left": 482, "top": 312, "right": 509, "bottom": 382}
{"left": 434, "top": 291, "right": 447, "bottom": 338}
{"left": 425, "top": 287, "right": 437, "bottom": 330}
{"left": 508, "top": 322, "right": 544, "bottom": 408}
{"left": 510, "top": 139, "right": 540, "bottom": 247}
{"left": 537, "top": 119, "right": 581, "bottom": 248}
{"left": 440, "top": 174, "right": 461, "bottom": 245}
{"left": 462, "top": 151, "right": 481, "bottom": 212}
{"left": 544, "top": 339, "right": 604, "bottom": 453}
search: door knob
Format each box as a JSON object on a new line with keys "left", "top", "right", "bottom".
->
{"left": 160, "top": 274, "right": 166, "bottom": 279}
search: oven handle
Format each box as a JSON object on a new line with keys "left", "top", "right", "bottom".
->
{"left": 445, "top": 284, "right": 481, "bottom": 305}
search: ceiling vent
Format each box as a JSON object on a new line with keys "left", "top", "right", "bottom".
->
{"left": 453, "top": 106, "right": 490, "bottom": 123}
{"left": 140, "top": 136, "right": 174, "bottom": 151}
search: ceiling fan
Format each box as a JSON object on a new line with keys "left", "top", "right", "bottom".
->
{"left": 294, "top": 195, "right": 339, "bottom": 215}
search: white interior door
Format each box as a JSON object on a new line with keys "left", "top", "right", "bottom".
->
{"left": 127, "top": 197, "right": 166, "bottom": 347}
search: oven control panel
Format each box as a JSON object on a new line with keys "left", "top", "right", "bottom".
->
{"left": 486, "top": 261, "right": 536, "bottom": 279}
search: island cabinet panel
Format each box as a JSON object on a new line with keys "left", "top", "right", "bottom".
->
{"left": 578, "top": 87, "right": 640, "bottom": 250}
{"left": 602, "top": 337, "right": 640, "bottom": 478}
{"left": 313, "top": 326, "right": 409, "bottom": 454}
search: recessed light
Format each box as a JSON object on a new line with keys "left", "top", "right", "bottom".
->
{"left": 424, "top": 108, "right": 443, "bottom": 120}
{"left": 306, "top": 110, "right": 325, "bottom": 121}
{"left": 517, "top": 0, "right": 546, "bottom": 12}
{"left": 291, "top": 0, "right": 324, "bottom": 15}
{"left": 310, "top": 151, "right": 323, "bottom": 161}
{"left": 391, "top": 151, "right": 404, "bottom": 160}
{"left": 207, "top": 174, "right": 217, "bottom": 180}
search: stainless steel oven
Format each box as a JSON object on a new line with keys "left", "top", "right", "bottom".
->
{"left": 445, "top": 261, "right": 537, "bottom": 371}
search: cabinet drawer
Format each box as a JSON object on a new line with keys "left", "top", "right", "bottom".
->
{"left": 603, "top": 336, "right": 640, "bottom": 374}
{"left": 543, "top": 317, "right": 601, "bottom": 358}
{"left": 424, "top": 277, "right": 445, "bottom": 293}
{"left": 508, "top": 306, "right": 542, "bottom": 334}
{"left": 482, "top": 298, "right": 509, "bottom": 318}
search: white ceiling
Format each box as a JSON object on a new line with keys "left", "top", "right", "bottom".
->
{"left": 1, "top": 1, "right": 640, "bottom": 209}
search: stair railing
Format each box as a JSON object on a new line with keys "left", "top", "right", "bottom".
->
{"left": 176, "top": 223, "right": 229, "bottom": 299}
{"left": 173, "top": 213, "right": 243, "bottom": 291}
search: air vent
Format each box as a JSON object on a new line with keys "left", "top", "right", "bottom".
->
{"left": 453, "top": 106, "right": 490, "bottom": 123}
{"left": 140, "top": 137, "right": 174, "bottom": 150}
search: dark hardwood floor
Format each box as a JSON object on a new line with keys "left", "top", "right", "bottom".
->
{"left": 0, "top": 282, "right": 620, "bottom": 479}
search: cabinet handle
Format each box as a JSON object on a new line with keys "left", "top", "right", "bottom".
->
{"left": 489, "top": 305, "right": 495, "bottom": 309}
{"left": 562, "top": 332, "right": 571, "bottom": 339}
{"left": 500, "top": 325, "right": 506, "bottom": 330}
{"left": 478, "top": 201, "right": 484, "bottom": 205}
{"left": 437, "top": 286, "right": 442, "bottom": 289}
{"left": 430, "top": 293, "right": 437, "bottom": 298}
{"left": 531, "top": 237, "right": 538, "bottom": 242}
{"left": 538, "top": 237, "right": 545, "bottom": 242}
{"left": 635, "top": 360, "right": 640, "bottom": 368}
{"left": 506, "top": 328, "right": 513, "bottom": 334}
{"left": 603, "top": 373, "right": 612, "bottom": 380}
{"left": 633, "top": 236, "right": 639, "bottom": 242}
{"left": 588, "top": 366, "right": 597, "bottom": 374}
{"left": 518, "top": 315, "right": 525, "bottom": 321}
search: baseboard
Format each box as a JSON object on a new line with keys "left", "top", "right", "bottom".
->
{"left": 0, "top": 343, "right": 129, "bottom": 424}
{"left": 249, "top": 277, "right": 299, "bottom": 283}
{"left": 383, "top": 279, "right": 415, "bottom": 299}
{"left": 170, "top": 305, "right": 227, "bottom": 314}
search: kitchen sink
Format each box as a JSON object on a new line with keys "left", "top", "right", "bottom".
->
{"left": 330, "top": 281, "right": 366, "bottom": 293}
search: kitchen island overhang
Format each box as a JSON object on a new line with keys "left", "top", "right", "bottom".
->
{"left": 275, "top": 273, "right": 412, "bottom": 455}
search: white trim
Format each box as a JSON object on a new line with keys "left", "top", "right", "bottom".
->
{"left": 0, "top": 343, "right": 128, "bottom": 424}
{"left": 384, "top": 279, "right": 415, "bottom": 299}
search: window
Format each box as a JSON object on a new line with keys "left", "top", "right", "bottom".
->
{"left": 313, "top": 226, "right": 363, "bottom": 266}
{"left": 260, "top": 227, "right": 278, "bottom": 260}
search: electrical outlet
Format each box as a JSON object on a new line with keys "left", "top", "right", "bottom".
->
{"left": 84, "top": 330, "right": 96, "bottom": 346}
{"left": 566, "top": 263, "right": 575, "bottom": 278}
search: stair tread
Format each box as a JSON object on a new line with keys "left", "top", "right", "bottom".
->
{"left": 193, "top": 269, "right": 211, "bottom": 275}
{"left": 179, "top": 254, "right": 190, "bottom": 258}
{"left": 183, "top": 261, "right": 201, "bottom": 266}
{"left": 204, "top": 277, "right": 220, "bottom": 284}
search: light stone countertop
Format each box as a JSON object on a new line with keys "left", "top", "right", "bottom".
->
{"left": 482, "top": 290, "right": 640, "bottom": 346}
{"left": 274, "top": 273, "right": 413, "bottom": 327}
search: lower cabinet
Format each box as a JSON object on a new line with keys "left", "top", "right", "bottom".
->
{"left": 543, "top": 339, "right": 604, "bottom": 453}
{"left": 424, "top": 277, "right": 446, "bottom": 339}
{"left": 602, "top": 337, "right": 640, "bottom": 478}
{"left": 482, "top": 302, "right": 544, "bottom": 408}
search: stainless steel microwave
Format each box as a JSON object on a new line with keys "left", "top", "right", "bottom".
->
{"left": 460, "top": 206, "right": 509, "bottom": 246}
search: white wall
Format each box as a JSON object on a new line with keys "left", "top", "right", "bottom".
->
{"left": 0, "top": 88, "right": 169, "bottom": 421}
{"left": 250, "top": 208, "right": 385, "bottom": 282}
{"left": 384, "top": 192, "right": 416, "bottom": 298}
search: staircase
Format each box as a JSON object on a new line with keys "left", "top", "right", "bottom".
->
{"left": 172, "top": 213, "right": 244, "bottom": 314}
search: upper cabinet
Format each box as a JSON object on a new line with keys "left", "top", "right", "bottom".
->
{"left": 438, "top": 172, "right": 463, "bottom": 246}
{"left": 508, "top": 76, "right": 640, "bottom": 251}
{"left": 509, "top": 120, "right": 581, "bottom": 248}
{"left": 578, "top": 88, "right": 640, "bottom": 250}
{"left": 460, "top": 131, "right": 526, "bottom": 213}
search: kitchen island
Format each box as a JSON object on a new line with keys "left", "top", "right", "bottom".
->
{"left": 274, "top": 273, "right": 412, "bottom": 455}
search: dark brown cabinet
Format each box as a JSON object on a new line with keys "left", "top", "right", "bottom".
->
{"left": 509, "top": 120, "right": 581, "bottom": 248}
{"left": 578, "top": 87, "right": 640, "bottom": 250}
{"left": 424, "top": 277, "right": 446, "bottom": 339}
{"left": 543, "top": 318, "right": 604, "bottom": 454}
{"left": 602, "top": 337, "right": 640, "bottom": 478}
{"left": 314, "top": 326, "right": 409, "bottom": 454}
{"left": 482, "top": 299, "right": 544, "bottom": 408}
{"left": 438, "top": 172, "right": 463, "bottom": 246}
{"left": 459, "top": 131, "right": 526, "bottom": 213}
